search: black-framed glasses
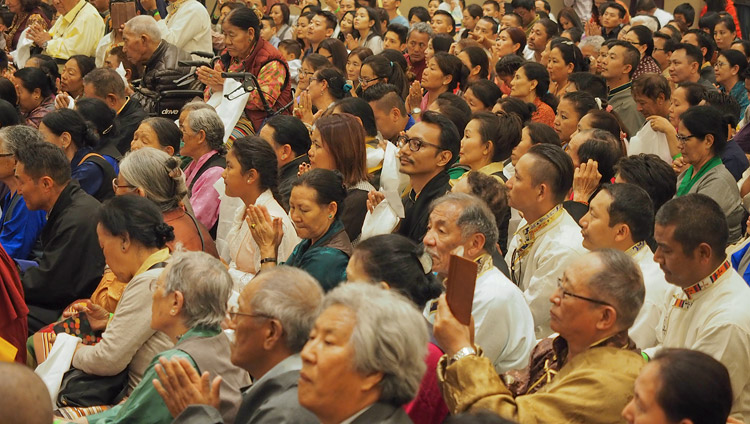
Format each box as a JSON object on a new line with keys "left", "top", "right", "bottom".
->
{"left": 556, "top": 278, "right": 613, "bottom": 307}
{"left": 227, "top": 305, "right": 274, "bottom": 322}
{"left": 676, "top": 134, "right": 698, "bottom": 144}
{"left": 0, "top": 153, "right": 13, "bottom": 158}
{"left": 396, "top": 134, "right": 444, "bottom": 152}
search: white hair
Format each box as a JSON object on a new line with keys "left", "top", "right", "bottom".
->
{"left": 319, "top": 283, "right": 428, "bottom": 407}
{"left": 630, "top": 15, "right": 659, "bottom": 33}
{"left": 124, "top": 15, "right": 163, "bottom": 42}
{"left": 579, "top": 35, "right": 605, "bottom": 52}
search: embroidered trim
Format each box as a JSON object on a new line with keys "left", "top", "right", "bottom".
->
{"left": 625, "top": 241, "right": 646, "bottom": 257}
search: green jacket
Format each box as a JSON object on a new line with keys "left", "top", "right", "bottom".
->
{"left": 283, "top": 219, "right": 352, "bottom": 291}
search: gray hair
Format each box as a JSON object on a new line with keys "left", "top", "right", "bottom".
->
{"left": 0, "top": 125, "right": 45, "bottom": 154}
{"left": 430, "top": 192, "right": 499, "bottom": 252}
{"left": 162, "top": 250, "right": 233, "bottom": 328}
{"left": 124, "top": 15, "right": 162, "bottom": 42}
{"left": 408, "top": 22, "right": 433, "bottom": 39}
{"left": 181, "top": 101, "right": 214, "bottom": 114}
{"left": 579, "top": 35, "right": 605, "bottom": 52}
{"left": 249, "top": 266, "right": 323, "bottom": 352}
{"left": 586, "top": 249, "right": 645, "bottom": 330}
{"left": 320, "top": 283, "right": 428, "bottom": 407}
{"left": 185, "top": 108, "right": 226, "bottom": 154}
{"left": 630, "top": 15, "right": 659, "bottom": 33}
{"left": 119, "top": 147, "right": 188, "bottom": 212}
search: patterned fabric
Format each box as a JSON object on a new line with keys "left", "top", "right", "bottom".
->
{"left": 632, "top": 55, "right": 662, "bottom": 80}
{"left": 531, "top": 97, "right": 555, "bottom": 126}
{"left": 503, "top": 330, "right": 639, "bottom": 396}
{"left": 5, "top": 9, "right": 49, "bottom": 50}
{"left": 23, "top": 95, "right": 55, "bottom": 128}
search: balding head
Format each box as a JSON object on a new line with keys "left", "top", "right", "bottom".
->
{"left": 0, "top": 362, "right": 52, "bottom": 424}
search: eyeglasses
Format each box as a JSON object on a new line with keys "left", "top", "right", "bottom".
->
{"left": 676, "top": 134, "right": 698, "bottom": 144}
{"left": 358, "top": 76, "right": 380, "bottom": 86}
{"left": 227, "top": 305, "right": 274, "bottom": 322}
{"left": 0, "top": 153, "right": 13, "bottom": 158}
{"left": 299, "top": 70, "right": 315, "bottom": 78}
{"left": 556, "top": 278, "right": 613, "bottom": 307}
{"left": 396, "top": 134, "right": 444, "bottom": 152}
{"left": 112, "top": 178, "right": 135, "bottom": 192}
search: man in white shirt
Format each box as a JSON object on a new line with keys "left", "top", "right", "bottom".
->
{"left": 27, "top": 0, "right": 104, "bottom": 61}
{"left": 579, "top": 183, "right": 670, "bottom": 349}
{"left": 423, "top": 192, "right": 536, "bottom": 374}
{"left": 505, "top": 144, "right": 586, "bottom": 338}
{"left": 648, "top": 194, "right": 750, "bottom": 423}
{"left": 140, "top": 0, "right": 213, "bottom": 57}
{"left": 628, "top": 73, "right": 674, "bottom": 164}
{"left": 634, "top": 0, "right": 673, "bottom": 28}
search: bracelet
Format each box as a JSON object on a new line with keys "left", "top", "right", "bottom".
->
{"left": 334, "top": 6, "right": 340, "bottom": 13}
{"left": 107, "top": 312, "right": 114, "bottom": 327}
{"left": 260, "top": 257, "right": 277, "bottom": 264}
{"left": 146, "top": 8, "right": 158, "bottom": 16}
{"left": 154, "top": 10, "right": 160, "bottom": 17}
{"left": 449, "top": 346, "right": 476, "bottom": 364}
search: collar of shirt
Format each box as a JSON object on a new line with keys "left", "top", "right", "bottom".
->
{"left": 625, "top": 241, "right": 647, "bottom": 257}
{"left": 515, "top": 204, "right": 564, "bottom": 247}
{"left": 339, "top": 405, "right": 372, "bottom": 424}
{"left": 679, "top": 259, "right": 732, "bottom": 302}
{"left": 246, "top": 354, "right": 302, "bottom": 395}
{"left": 607, "top": 81, "right": 632, "bottom": 101}
{"left": 60, "top": 0, "right": 86, "bottom": 24}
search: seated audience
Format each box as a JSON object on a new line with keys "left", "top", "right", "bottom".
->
{"left": 75, "top": 98, "right": 123, "bottom": 171}
{"left": 117, "top": 148, "right": 217, "bottom": 258}
{"left": 222, "top": 136, "right": 299, "bottom": 287}
{"left": 298, "top": 282, "right": 428, "bottom": 423}
{"left": 457, "top": 111, "right": 521, "bottom": 182}
{"left": 83, "top": 250, "right": 249, "bottom": 423}
{"left": 614, "top": 153, "right": 677, "bottom": 214}
{"left": 16, "top": 142, "right": 104, "bottom": 331}
{"left": 622, "top": 348, "right": 732, "bottom": 424}
{"left": 39, "top": 109, "right": 116, "bottom": 202}
{"left": 630, "top": 74, "right": 676, "bottom": 164}
{"left": 180, "top": 107, "right": 226, "bottom": 236}
{"left": 27, "top": 0, "right": 104, "bottom": 60}
{"left": 155, "top": 266, "right": 322, "bottom": 423}
{"left": 0, "top": 126, "right": 47, "bottom": 261}
{"left": 140, "top": 0, "right": 212, "bottom": 55}
{"left": 56, "top": 55, "right": 96, "bottom": 108}
{"left": 505, "top": 144, "right": 586, "bottom": 338}
{"left": 648, "top": 194, "right": 750, "bottom": 422}
{"left": 362, "top": 83, "right": 415, "bottom": 143}
{"left": 13, "top": 67, "right": 56, "bottom": 129}
{"left": 435, "top": 249, "right": 645, "bottom": 422}
{"left": 554, "top": 91, "right": 598, "bottom": 148}
{"left": 131, "top": 117, "right": 182, "bottom": 155}
{"left": 715, "top": 49, "right": 749, "bottom": 121}
{"left": 579, "top": 183, "right": 670, "bottom": 348}
{"left": 675, "top": 105, "right": 744, "bottom": 243}
{"left": 250, "top": 168, "right": 352, "bottom": 291}
{"left": 407, "top": 52, "right": 467, "bottom": 114}
{"left": 463, "top": 80, "right": 503, "bottom": 113}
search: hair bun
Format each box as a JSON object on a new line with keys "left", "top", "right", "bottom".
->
{"left": 164, "top": 157, "right": 182, "bottom": 179}
{"left": 154, "top": 222, "right": 175, "bottom": 245}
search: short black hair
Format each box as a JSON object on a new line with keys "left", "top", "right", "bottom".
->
{"left": 466, "top": 80, "right": 502, "bottom": 110}
{"left": 82, "top": 67, "right": 126, "bottom": 99}
{"left": 472, "top": 111, "right": 521, "bottom": 162}
{"left": 278, "top": 39, "right": 302, "bottom": 58}
{"left": 497, "top": 97, "right": 535, "bottom": 123}
{"left": 334, "top": 97, "right": 378, "bottom": 137}
{"left": 600, "top": 1, "right": 626, "bottom": 18}
{"left": 292, "top": 168, "right": 348, "bottom": 217}
{"left": 0, "top": 99, "right": 20, "bottom": 127}
{"left": 510, "top": 0, "right": 534, "bottom": 12}
{"left": 15, "top": 141, "right": 71, "bottom": 185}
{"left": 674, "top": 3, "right": 696, "bottom": 26}
{"left": 632, "top": 73, "right": 671, "bottom": 101}
{"left": 408, "top": 6, "right": 430, "bottom": 23}
{"left": 231, "top": 135, "right": 279, "bottom": 192}
{"left": 526, "top": 122, "right": 561, "bottom": 146}
{"left": 478, "top": 16, "right": 499, "bottom": 34}
{"left": 603, "top": 183, "right": 654, "bottom": 243}
{"left": 652, "top": 349, "right": 732, "bottom": 424}
{"left": 614, "top": 153, "right": 676, "bottom": 213}
{"left": 703, "top": 90, "right": 741, "bottom": 127}
{"left": 434, "top": 92, "right": 471, "bottom": 134}
{"left": 264, "top": 115, "right": 311, "bottom": 157}
{"left": 676, "top": 81, "right": 707, "bottom": 106}
{"left": 683, "top": 29, "right": 714, "bottom": 62}
{"left": 143, "top": 117, "right": 182, "bottom": 155}
{"left": 494, "top": 54, "right": 524, "bottom": 77}
{"left": 537, "top": 0, "right": 551, "bottom": 12}
{"left": 482, "top": 0, "right": 500, "bottom": 11}
{"left": 568, "top": 72, "right": 608, "bottom": 100}
{"left": 386, "top": 23, "right": 408, "bottom": 44}
{"left": 98, "top": 195, "right": 175, "bottom": 249}
{"left": 628, "top": 25, "right": 654, "bottom": 56}
{"left": 526, "top": 143, "right": 574, "bottom": 203}
{"left": 679, "top": 105, "right": 732, "bottom": 155}
{"left": 314, "top": 10, "right": 338, "bottom": 30}
{"left": 608, "top": 40, "right": 641, "bottom": 78}
{"left": 421, "top": 110, "right": 461, "bottom": 166}
{"left": 362, "top": 82, "right": 407, "bottom": 115}
{"left": 432, "top": 10, "right": 456, "bottom": 35}
{"left": 577, "top": 129, "right": 623, "bottom": 183}
{"left": 635, "top": 0, "right": 656, "bottom": 12}
{"left": 656, "top": 194, "right": 728, "bottom": 258}
{"left": 653, "top": 32, "right": 678, "bottom": 53}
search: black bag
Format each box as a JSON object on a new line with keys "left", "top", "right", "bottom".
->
{"left": 56, "top": 367, "right": 129, "bottom": 408}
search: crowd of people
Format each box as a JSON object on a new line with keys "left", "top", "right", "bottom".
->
{"left": 0, "top": 0, "right": 748, "bottom": 422}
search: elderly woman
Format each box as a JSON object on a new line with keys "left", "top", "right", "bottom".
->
{"left": 60, "top": 195, "right": 174, "bottom": 411}
{"left": 223, "top": 136, "right": 299, "bottom": 288}
{"left": 250, "top": 168, "right": 351, "bottom": 291}
{"left": 39, "top": 109, "right": 116, "bottom": 201}
{"left": 82, "top": 251, "right": 250, "bottom": 424}
{"left": 116, "top": 148, "right": 219, "bottom": 258}
{"left": 675, "top": 105, "right": 745, "bottom": 243}
{"left": 180, "top": 107, "right": 226, "bottom": 236}
{"left": 304, "top": 113, "right": 373, "bottom": 242}
{"left": 298, "top": 282, "right": 428, "bottom": 423}
{"left": 130, "top": 117, "right": 182, "bottom": 156}
{"left": 56, "top": 55, "right": 96, "bottom": 109}
{"left": 198, "top": 7, "right": 292, "bottom": 137}
{"left": 3, "top": 0, "right": 49, "bottom": 51}
{"left": 13, "top": 67, "right": 56, "bottom": 128}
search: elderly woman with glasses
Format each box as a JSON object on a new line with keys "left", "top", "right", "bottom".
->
{"left": 298, "top": 282, "right": 428, "bottom": 423}
{"left": 82, "top": 250, "right": 250, "bottom": 424}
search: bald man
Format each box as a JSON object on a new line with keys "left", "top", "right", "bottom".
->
{"left": 0, "top": 362, "right": 52, "bottom": 423}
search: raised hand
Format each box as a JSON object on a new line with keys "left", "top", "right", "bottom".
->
{"left": 573, "top": 159, "right": 602, "bottom": 203}
{"left": 153, "top": 356, "right": 221, "bottom": 417}
{"left": 366, "top": 190, "right": 385, "bottom": 213}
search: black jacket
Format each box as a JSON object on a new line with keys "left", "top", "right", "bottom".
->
{"left": 23, "top": 182, "right": 105, "bottom": 332}
{"left": 399, "top": 171, "right": 450, "bottom": 243}
{"left": 112, "top": 98, "right": 147, "bottom": 155}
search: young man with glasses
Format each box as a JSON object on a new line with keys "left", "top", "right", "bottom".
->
{"left": 395, "top": 110, "right": 459, "bottom": 243}
{"left": 434, "top": 249, "right": 645, "bottom": 423}
{"left": 504, "top": 143, "right": 585, "bottom": 339}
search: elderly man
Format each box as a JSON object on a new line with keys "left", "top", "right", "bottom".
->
{"left": 404, "top": 22, "right": 432, "bottom": 83}
{"left": 153, "top": 266, "right": 321, "bottom": 423}
{"left": 579, "top": 183, "right": 670, "bottom": 349}
{"left": 15, "top": 142, "right": 104, "bottom": 332}
{"left": 505, "top": 143, "right": 586, "bottom": 338}
{"left": 140, "top": 0, "right": 212, "bottom": 56}
{"left": 299, "top": 282, "right": 427, "bottom": 423}
{"left": 0, "top": 363, "right": 52, "bottom": 424}
{"left": 122, "top": 15, "right": 195, "bottom": 112}
{"left": 629, "top": 74, "right": 674, "bottom": 164}
{"left": 423, "top": 193, "right": 535, "bottom": 373}
{"left": 26, "top": 0, "right": 104, "bottom": 62}
{"left": 83, "top": 68, "right": 148, "bottom": 155}
{"left": 647, "top": 194, "right": 750, "bottom": 422}
{"left": 435, "top": 249, "right": 645, "bottom": 422}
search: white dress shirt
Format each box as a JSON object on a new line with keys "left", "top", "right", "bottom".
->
{"left": 157, "top": 0, "right": 213, "bottom": 57}
{"left": 626, "top": 242, "right": 671, "bottom": 349}
{"left": 505, "top": 205, "right": 587, "bottom": 339}
{"left": 648, "top": 263, "right": 750, "bottom": 423}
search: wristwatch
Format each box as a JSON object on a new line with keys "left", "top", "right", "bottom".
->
{"left": 411, "top": 107, "right": 421, "bottom": 115}
{"left": 449, "top": 346, "right": 476, "bottom": 364}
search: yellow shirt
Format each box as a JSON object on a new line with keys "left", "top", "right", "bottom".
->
{"left": 134, "top": 248, "right": 171, "bottom": 277}
{"left": 45, "top": 0, "right": 105, "bottom": 59}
